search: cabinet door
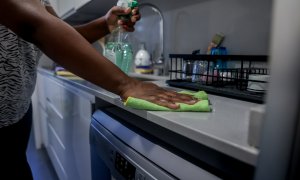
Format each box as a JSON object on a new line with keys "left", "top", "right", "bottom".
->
{"left": 32, "top": 73, "right": 48, "bottom": 149}
{"left": 48, "top": 0, "right": 59, "bottom": 12}
{"left": 57, "top": 0, "right": 91, "bottom": 18}
{"left": 57, "top": 0, "right": 76, "bottom": 18}
{"left": 75, "top": 0, "right": 91, "bottom": 9}
{"left": 47, "top": 121, "right": 68, "bottom": 180}
{"left": 61, "top": 84, "right": 93, "bottom": 180}
{"left": 44, "top": 77, "right": 66, "bottom": 118}
{"left": 40, "top": 106, "right": 49, "bottom": 148}
{"left": 42, "top": 75, "right": 94, "bottom": 180}
{"left": 36, "top": 73, "right": 47, "bottom": 110}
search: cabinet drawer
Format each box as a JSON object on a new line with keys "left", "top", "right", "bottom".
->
{"left": 47, "top": 144, "right": 67, "bottom": 180}
{"left": 48, "top": 123, "right": 67, "bottom": 170}
{"left": 45, "top": 78, "right": 64, "bottom": 117}
{"left": 40, "top": 107, "right": 49, "bottom": 147}
{"left": 46, "top": 100, "right": 67, "bottom": 146}
{"left": 70, "top": 94, "right": 92, "bottom": 120}
{"left": 44, "top": 77, "right": 80, "bottom": 119}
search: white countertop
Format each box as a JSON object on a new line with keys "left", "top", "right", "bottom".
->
{"left": 38, "top": 68, "right": 260, "bottom": 166}
{"left": 127, "top": 72, "right": 169, "bottom": 81}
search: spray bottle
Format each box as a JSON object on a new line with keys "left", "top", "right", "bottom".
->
{"left": 104, "top": 0, "right": 138, "bottom": 74}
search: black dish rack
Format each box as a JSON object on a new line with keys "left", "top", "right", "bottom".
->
{"left": 166, "top": 54, "right": 269, "bottom": 103}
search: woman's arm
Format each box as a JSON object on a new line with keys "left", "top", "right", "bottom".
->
{"left": 44, "top": 4, "right": 140, "bottom": 43}
{"left": 0, "top": 0, "right": 196, "bottom": 109}
{"left": 0, "top": 0, "right": 130, "bottom": 95}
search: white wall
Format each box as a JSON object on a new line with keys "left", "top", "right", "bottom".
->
{"left": 138, "top": 0, "right": 273, "bottom": 56}
{"left": 39, "top": 0, "right": 273, "bottom": 68}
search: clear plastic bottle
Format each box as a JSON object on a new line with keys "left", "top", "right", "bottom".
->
{"left": 104, "top": 0, "right": 138, "bottom": 74}
{"left": 121, "top": 42, "right": 134, "bottom": 73}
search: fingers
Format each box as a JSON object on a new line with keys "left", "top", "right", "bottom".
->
{"left": 146, "top": 96, "right": 180, "bottom": 109}
{"left": 112, "top": 6, "right": 140, "bottom": 21}
{"left": 142, "top": 91, "right": 198, "bottom": 110}
{"left": 121, "top": 81, "right": 198, "bottom": 110}
{"left": 131, "top": 8, "right": 139, "bottom": 16}
{"left": 131, "top": 8, "right": 141, "bottom": 22}
{"left": 111, "top": 6, "right": 131, "bottom": 16}
{"left": 118, "top": 15, "right": 140, "bottom": 32}
{"left": 117, "top": 7, "right": 140, "bottom": 28}
{"left": 159, "top": 90, "right": 198, "bottom": 105}
{"left": 156, "top": 99, "right": 180, "bottom": 109}
{"left": 173, "top": 94, "right": 198, "bottom": 105}
{"left": 118, "top": 21, "right": 135, "bottom": 32}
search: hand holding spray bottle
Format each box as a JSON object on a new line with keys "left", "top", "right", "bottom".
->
{"left": 104, "top": 0, "right": 138, "bottom": 74}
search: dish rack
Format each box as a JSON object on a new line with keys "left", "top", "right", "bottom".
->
{"left": 166, "top": 54, "right": 269, "bottom": 103}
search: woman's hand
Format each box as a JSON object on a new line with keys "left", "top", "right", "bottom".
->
{"left": 105, "top": 6, "right": 141, "bottom": 32}
{"left": 120, "top": 80, "right": 198, "bottom": 109}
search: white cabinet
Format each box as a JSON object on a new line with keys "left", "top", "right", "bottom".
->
{"left": 48, "top": 0, "right": 59, "bottom": 12}
{"left": 35, "top": 72, "right": 95, "bottom": 180}
{"left": 54, "top": 0, "right": 115, "bottom": 24}
{"left": 40, "top": 107, "right": 49, "bottom": 148}
{"left": 75, "top": 0, "right": 91, "bottom": 9}
{"left": 57, "top": 0, "right": 76, "bottom": 18}
{"left": 32, "top": 73, "right": 49, "bottom": 149}
{"left": 56, "top": 0, "right": 91, "bottom": 18}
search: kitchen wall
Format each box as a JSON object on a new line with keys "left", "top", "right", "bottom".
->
{"left": 38, "top": 0, "right": 273, "bottom": 69}
{"left": 137, "top": 0, "right": 273, "bottom": 56}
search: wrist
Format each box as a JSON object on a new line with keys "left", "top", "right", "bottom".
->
{"left": 117, "top": 76, "right": 139, "bottom": 100}
{"left": 100, "top": 16, "right": 111, "bottom": 35}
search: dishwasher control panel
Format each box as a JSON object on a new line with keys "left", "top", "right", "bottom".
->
{"left": 115, "top": 152, "right": 136, "bottom": 180}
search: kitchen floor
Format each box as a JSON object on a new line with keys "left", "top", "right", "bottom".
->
{"left": 26, "top": 131, "right": 58, "bottom": 180}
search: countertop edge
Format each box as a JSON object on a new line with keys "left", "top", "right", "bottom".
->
{"left": 37, "top": 68, "right": 259, "bottom": 166}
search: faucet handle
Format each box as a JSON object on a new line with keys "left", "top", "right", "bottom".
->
{"left": 153, "top": 54, "right": 165, "bottom": 76}
{"left": 155, "top": 54, "right": 164, "bottom": 64}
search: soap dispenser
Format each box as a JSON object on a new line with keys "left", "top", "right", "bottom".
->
{"left": 134, "top": 43, "right": 153, "bottom": 74}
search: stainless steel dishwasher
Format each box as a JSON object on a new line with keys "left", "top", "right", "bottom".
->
{"left": 89, "top": 109, "right": 220, "bottom": 180}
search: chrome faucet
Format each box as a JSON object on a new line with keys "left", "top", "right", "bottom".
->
{"left": 136, "top": 3, "right": 165, "bottom": 75}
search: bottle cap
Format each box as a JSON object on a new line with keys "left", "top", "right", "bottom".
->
{"left": 130, "top": 0, "right": 139, "bottom": 8}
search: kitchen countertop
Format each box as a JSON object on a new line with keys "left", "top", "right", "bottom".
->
{"left": 38, "top": 68, "right": 259, "bottom": 166}
{"left": 127, "top": 72, "right": 169, "bottom": 81}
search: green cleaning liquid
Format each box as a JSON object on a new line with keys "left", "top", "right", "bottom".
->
{"left": 104, "top": 42, "right": 133, "bottom": 74}
{"left": 104, "top": 0, "right": 138, "bottom": 74}
{"left": 121, "top": 43, "right": 133, "bottom": 74}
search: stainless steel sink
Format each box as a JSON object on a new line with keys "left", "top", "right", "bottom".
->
{"left": 133, "top": 77, "right": 159, "bottom": 81}
{"left": 128, "top": 72, "right": 168, "bottom": 82}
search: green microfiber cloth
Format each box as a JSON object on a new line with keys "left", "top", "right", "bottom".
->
{"left": 124, "top": 91, "right": 211, "bottom": 112}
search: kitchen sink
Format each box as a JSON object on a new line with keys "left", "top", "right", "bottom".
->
{"left": 133, "top": 77, "right": 159, "bottom": 81}
{"left": 128, "top": 72, "right": 168, "bottom": 82}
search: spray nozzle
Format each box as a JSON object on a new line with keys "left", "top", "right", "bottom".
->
{"left": 117, "top": 0, "right": 139, "bottom": 21}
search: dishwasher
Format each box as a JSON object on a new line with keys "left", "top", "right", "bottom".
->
{"left": 89, "top": 108, "right": 220, "bottom": 180}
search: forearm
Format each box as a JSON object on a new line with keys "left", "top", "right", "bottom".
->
{"left": 44, "top": 6, "right": 110, "bottom": 43}
{"left": 0, "top": 0, "right": 196, "bottom": 109}
{"left": 36, "top": 17, "right": 132, "bottom": 95}
{"left": 0, "top": 1, "right": 132, "bottom": 96}
{"left": 74, "top": 17, "right": 110, "bottom": 43}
